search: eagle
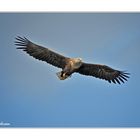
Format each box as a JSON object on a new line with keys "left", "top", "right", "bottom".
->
{"left": 15, "top": 36, "right": 130, "bottom": 84}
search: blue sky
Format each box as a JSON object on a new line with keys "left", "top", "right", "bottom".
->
{"left": 0, "top": 13, "right": 140, "bottom": 127}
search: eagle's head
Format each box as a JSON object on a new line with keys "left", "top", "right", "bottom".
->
{"left": 73, "top": 58, "right": 82, "bottom": 69}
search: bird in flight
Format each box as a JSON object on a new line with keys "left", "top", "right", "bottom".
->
{"left": 15, "top": 36, "right": 130, "bottom": 84}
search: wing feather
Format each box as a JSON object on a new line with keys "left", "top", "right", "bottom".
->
{"left": 77, "top": 63, "right": 130, "bottom": 84}
{"left": 15, "top": 36, "right": 69, "bottom": 69}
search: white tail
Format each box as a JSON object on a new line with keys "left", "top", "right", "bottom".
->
{"left": 56, "top": 71, "right": 69, "bottom": 80}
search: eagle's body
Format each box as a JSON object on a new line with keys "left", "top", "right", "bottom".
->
{"left": 15, "top": 36, "right": 130, "bottom": 84}
{"left": 56, "top": 58, "right": 82, "bottom": 80}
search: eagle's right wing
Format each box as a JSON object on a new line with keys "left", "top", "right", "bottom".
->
{"left": 15, "top": 36, "right": 69, "bottom": 69}
{"left": 77, "top": 63, "right": 130, "bottom": 84}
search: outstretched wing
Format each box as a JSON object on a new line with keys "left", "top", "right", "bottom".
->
{"left": 77, "top": 63, "right": 130, "bottom": 84}
{"left": 15, "top": 36, "right": 69, "bottom": 69}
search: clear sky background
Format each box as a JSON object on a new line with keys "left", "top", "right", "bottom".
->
{"left": 0, "top": 13, "right": 140, "bottom": 127}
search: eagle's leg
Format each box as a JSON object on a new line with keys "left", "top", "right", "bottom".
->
{"left": 56, "top": 64, "right": 73, "bottom": 80}
{"left": 56, "top": 71, "right": 70, "bottom": 80}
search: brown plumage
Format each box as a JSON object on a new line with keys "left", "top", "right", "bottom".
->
{"left": 15, "top": 36, "right": 130, "bottom": 84}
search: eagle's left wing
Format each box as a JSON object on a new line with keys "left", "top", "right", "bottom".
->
{"left": 77, "top": 63, "right": 130, "bottom": 84}
{"left": 15, "top": 36, "right": 69, "bottom": 69}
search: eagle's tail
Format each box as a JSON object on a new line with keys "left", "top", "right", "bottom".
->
{"left": 56, "top": 71, "right": 70, "bottom": 80}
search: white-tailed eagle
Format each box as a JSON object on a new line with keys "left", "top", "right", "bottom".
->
{"left": 15, "top": 36, "right": 130, "bottom": 84}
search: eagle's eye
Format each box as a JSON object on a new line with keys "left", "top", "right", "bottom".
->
{"left": 78, "top": 58, "right": 82, "bottom": 62}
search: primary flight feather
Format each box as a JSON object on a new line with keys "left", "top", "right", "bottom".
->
{"left": 15, "top": 36, "right": 130, "bottom": 84}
